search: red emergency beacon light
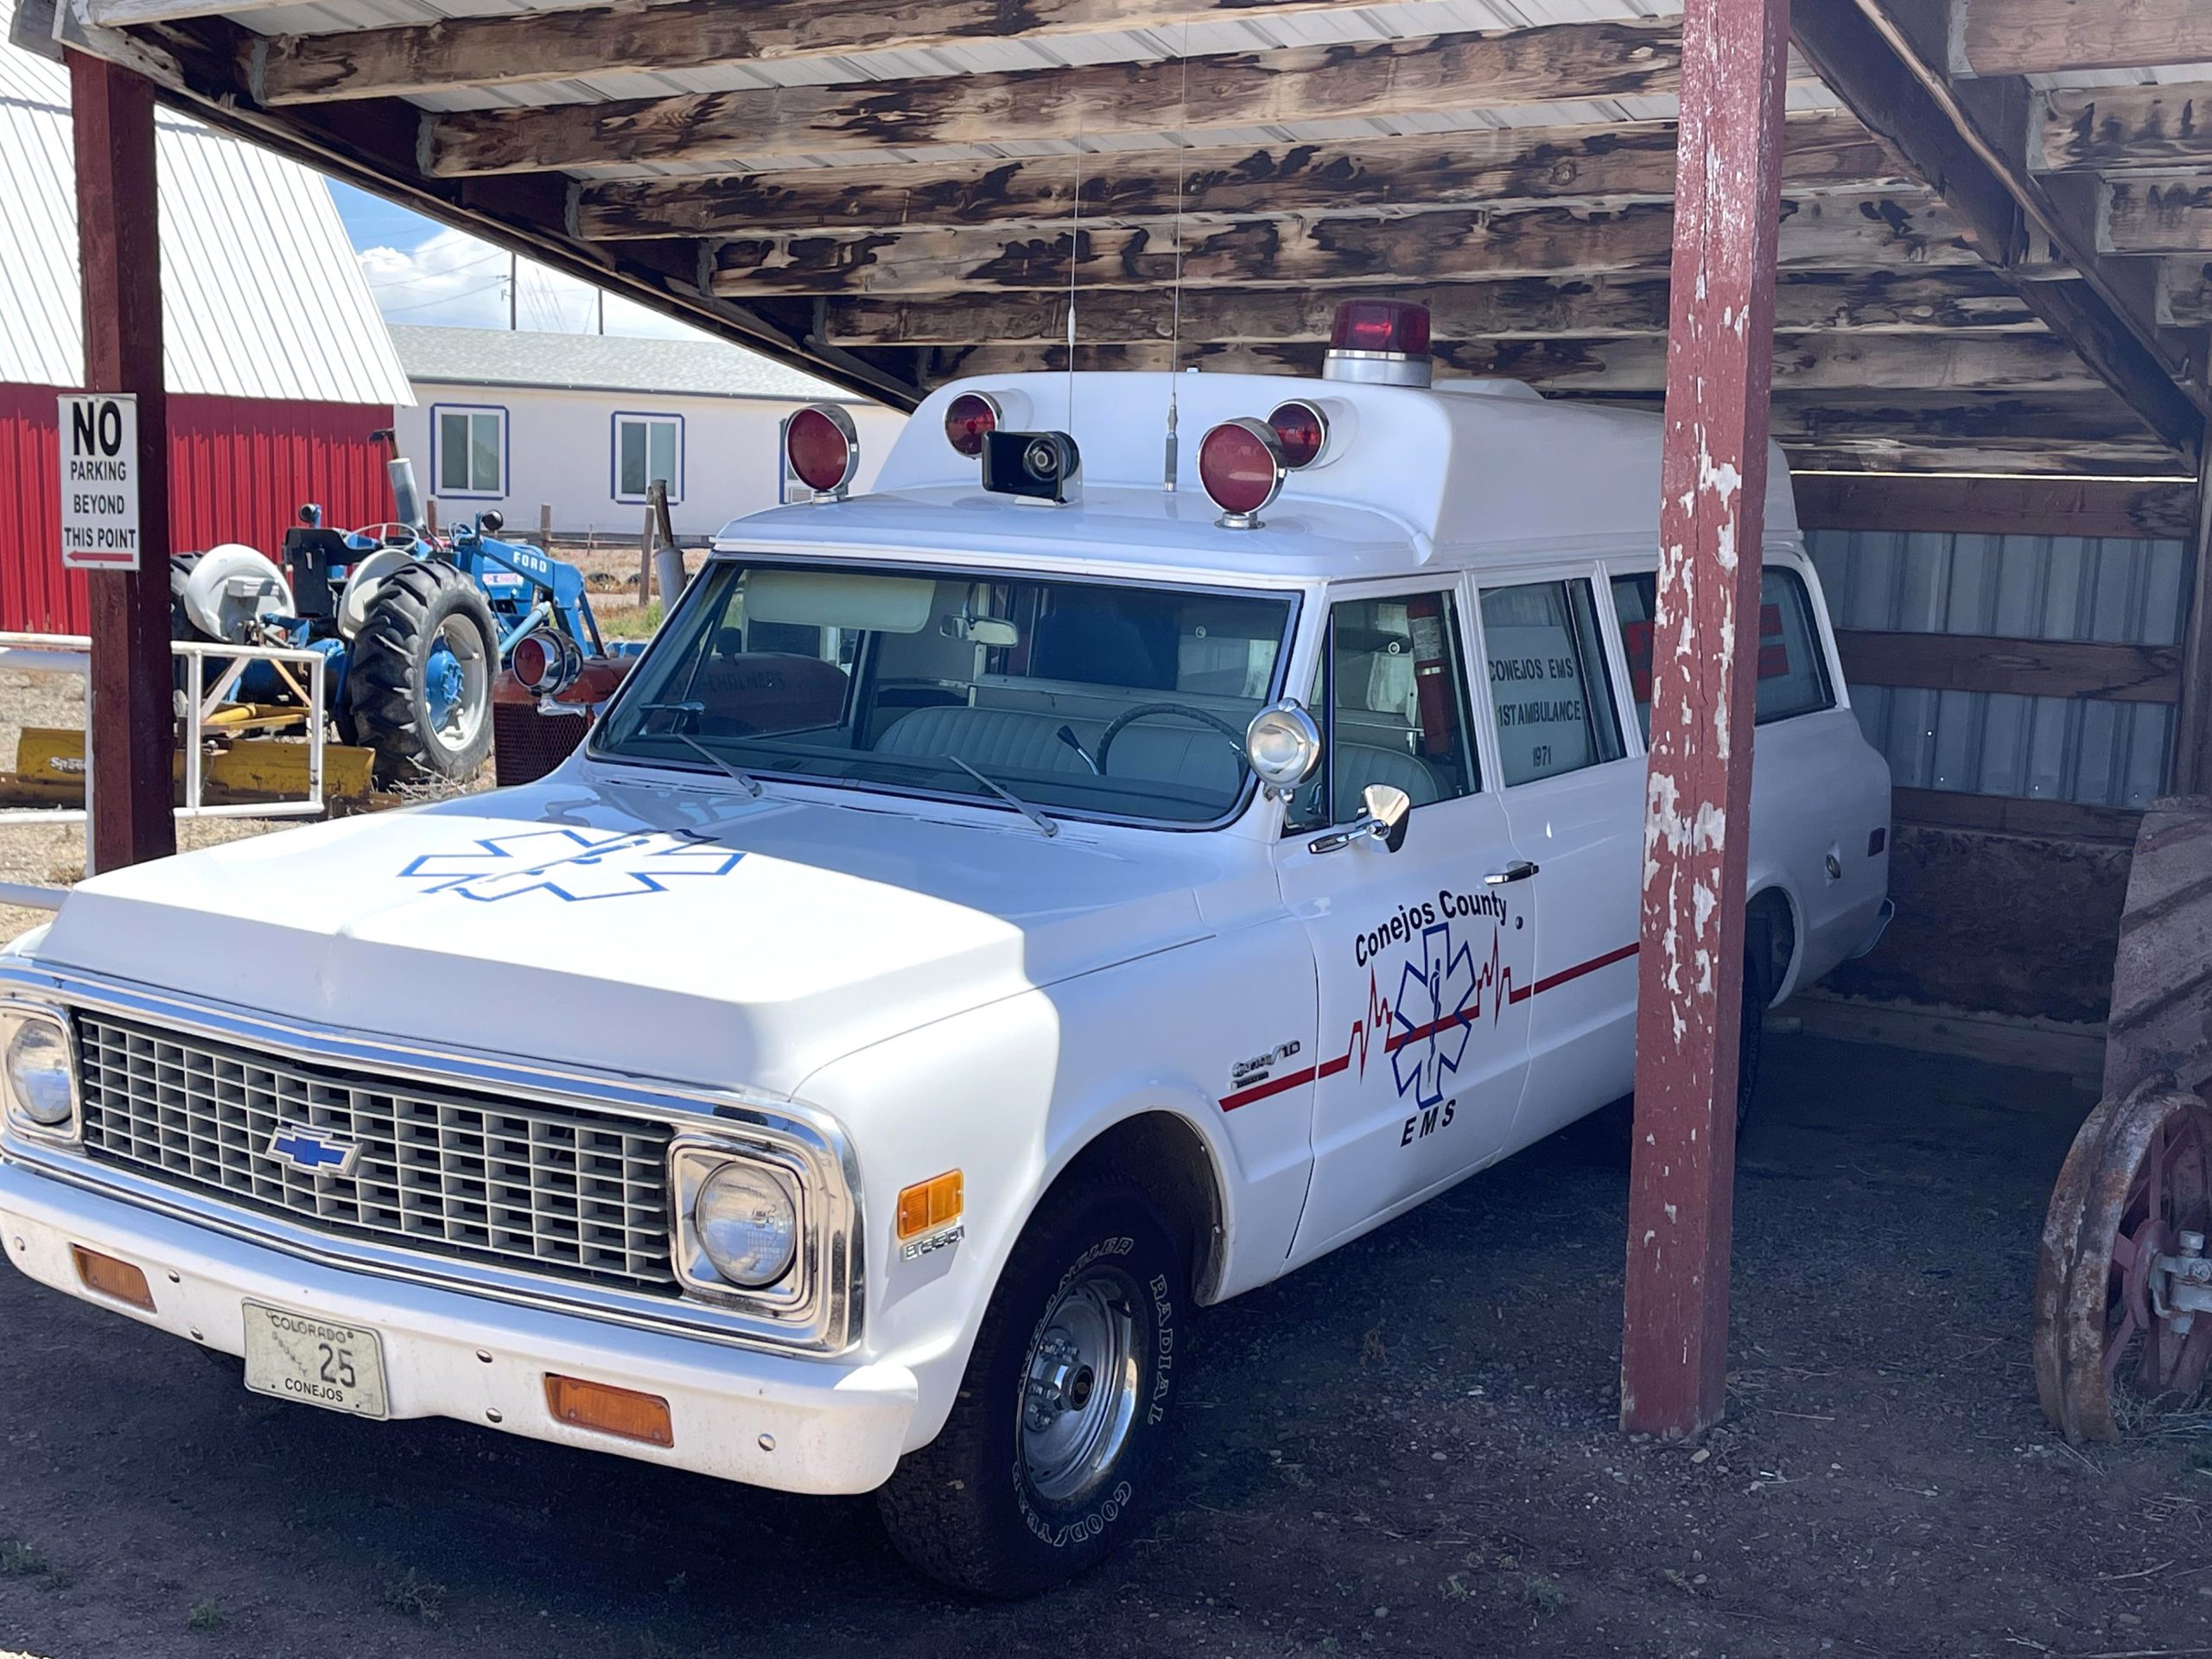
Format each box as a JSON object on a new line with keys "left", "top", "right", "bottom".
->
{"left": 783, "top": 404, "right": 860, "bottom": 501}
{"left": 944, "top": 391, "right": 1001, "bottom": 458}
{"left": 1198, "top": 418, "right": 1287, "bottom": 530}
{"left": 1323, "top": 298, "right": 1433, "bottom": 388}
{"left": 1267, "top": 399, "right": 1332, "bottom": 469}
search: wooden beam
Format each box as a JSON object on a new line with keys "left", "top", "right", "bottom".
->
{"left": 2163, "top": 261, "right": 2212, "bottom": 327}
{"left": 254, "top": 0, "right": 1565, "bottom": 106}
{"left": 707, "top": 192, "right": 1972, "bottom": 297}
{"left": 1950, "top": 0, "right": 2212, "bottom": 78}
{"left": 79, "top": 0, "right": 287, "bottom": 22}
{"left": 1889, "top": 785, "right": 2145, "bottom": 843}
{"left": 1783, "top": 442, "right": 2183, "bottom": 476}
{"left": 427, "top": 19, "right": 1716, "bottom": 176}
{"left": 575, "top": 112, "right": 1909, "bottom": 239}
{"left": 1760, "top": 390, "right": 2177, "bottom": 464}
{"left": 2176, "top": 444, "right": 2212, "bottom": 794}
{"left": 68, "top": 50, "right": 175, "bottom": 871}
{"left": 867, "top": 332, "right": 2099, "bottom": 391}
{"left": 1834, "top": 629, "right": 2183, "bottom": 702}
{"left": 1622, "top": 0, "right": 1792, "bottom": 1444}
{"left": 819, "top": 268, "right": 2039, "bottom": 345}
{"left": 2037, "top": 84, "right": 2212, "bottom": 176}
{"left": 2104, "top": 183, "right": 2212, "bottom": 257}
{"left": 1794, "top": 472, "right": 2201, "bottom": 538}
{"left": 1792, "top": 1, "right": 2203, "bottom": 459}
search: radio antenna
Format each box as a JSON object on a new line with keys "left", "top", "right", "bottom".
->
{"left": 1065, "top": 122, "right": 1084, "bottom": 434}
{"left": 1163, "top": 28, "right": 1192, "bottom": 493}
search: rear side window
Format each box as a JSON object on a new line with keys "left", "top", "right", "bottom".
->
{"left": 1611, "top": 565, "right": 1835, "bottom": 739}
{"left": 1479, "top": 579, "right": 1626, "bottom": 785}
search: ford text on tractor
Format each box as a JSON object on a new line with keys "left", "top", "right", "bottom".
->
{"left": 0, "top": 302, "right": 1892, "bottom": 1597}
{"left": 168, "top": 444, "right": 613, "bottom": 786}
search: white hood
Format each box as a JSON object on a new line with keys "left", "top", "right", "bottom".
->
{"left": 38, "top": 778, "right": 1220, "bottom": 1097}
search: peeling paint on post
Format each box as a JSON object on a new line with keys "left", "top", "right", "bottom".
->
{"left": 1620, "top": 0, "right": 1789, "bottom": 1438}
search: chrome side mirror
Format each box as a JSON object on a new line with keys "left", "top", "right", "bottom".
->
{"left": 1310, "top": 783, "right": 1413, "bottom": 855}
{"left": 1246, "top": 698, "right": 1323, "bottom": 794}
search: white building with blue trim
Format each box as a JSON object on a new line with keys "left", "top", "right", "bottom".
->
{"left": 389, "top": 327, "right": 903, "bottom": 541}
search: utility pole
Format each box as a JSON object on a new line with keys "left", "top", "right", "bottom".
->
{"left": 509, "top": 251, "right": 518, "bottom": 331}
{"left": 597, "top": 289, "right": 606, "bottom": 336}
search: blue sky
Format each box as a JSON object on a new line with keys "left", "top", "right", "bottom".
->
{"left": 330, "top": 179, "right": 703, "bottom": 339}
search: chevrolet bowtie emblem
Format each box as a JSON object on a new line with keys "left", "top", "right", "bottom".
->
{"left": 266, "top": 1124, "right": 361, "bottom": 1179}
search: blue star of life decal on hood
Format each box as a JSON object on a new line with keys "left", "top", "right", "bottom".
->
{"left": 1391, "top": 920, "right": 1479, "bottom": 1111}
{"left": 398, "top": 827, "right": 746, "bottom": 902}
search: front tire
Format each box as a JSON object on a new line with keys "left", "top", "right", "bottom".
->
{"left": 876, "top": 1174, "right": 1185, "bottom": 1598}
{"left": 348, "top": 563, "right": 498, "bottom": 786}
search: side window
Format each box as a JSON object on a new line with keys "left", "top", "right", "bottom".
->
{"left": 1287, "top": 589, "right": 1481, "bottom": 830}
{"left": 435, "top": 406, "right": 504, "bottom": 496}
{"left": 1480, "top": 579, "right": 1625, "bottom": 785}
{"left": 615, "top": 413, "right": 683, "bottom": 503}
{"left": 1611, "top": 565, "right": 1835, "bottom": 740}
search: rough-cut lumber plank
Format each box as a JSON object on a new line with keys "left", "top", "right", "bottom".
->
{"left": 1834, "top": 629, "right": 2182, "bottom": 702}
{"left": 1952, "top": 0, "right": 2212, "bottom": 78}
{"left": 1781, "top": 442, "right": 2180, "bottom": 477}
{"left": 708, "top": 193, "right": 1974, "bottom": 296}
{"left": 1793, "top": 473, "right": 2200, "bottom": 539}
{"left": 1795, "top": 1, "right": 2203, "bottom": 461}
{"left": 2037, "top": 83, "right": 2212, "bottom": 175}
{"left": 575, "top": 112, "right": 1908, "bottom": 238}
{"left": 818, "top": 269, "right": 2041, "bottom": 344}
{"left": 252, "top": 0, "right": 1424, "bottom": 105}
{"left": 428, "top": 19, "right": 1716, "bottom": 176}
{"left": 2176, "top": 446, "right": 2212, "bottom": 793}
{"left": 2103, "top": 183, "right": 2212, "bottom": 256}
{"left": 2163, "top": 260, "right": 2212, "bottom": 325}
{"left": 866, "top": 332, "right": 2097, "bottom": 392}
{"left": 80, "top": 0, "right": 287, "bottom": 22}
{"left": 1887, "top": 786, "right": 2145, "bottom": 844}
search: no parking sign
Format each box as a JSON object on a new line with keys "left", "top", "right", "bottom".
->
{"left": 58, "top": 392, "right": 142, "bottom": 572}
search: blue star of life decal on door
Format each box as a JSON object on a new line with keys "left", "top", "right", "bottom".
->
{"left": 398, "top": 826, "right": 746, "bottom": 902}
{"left": 1390, "top": 921, "right": 1479, "bottom": 1110}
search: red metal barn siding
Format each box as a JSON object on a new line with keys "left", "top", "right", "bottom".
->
{"left": 0, "top": 387, "right": 395, "bottom": 632}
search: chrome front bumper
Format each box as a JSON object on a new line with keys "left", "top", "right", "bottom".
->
{"left": 0, "top": 1157, "right": 917, "bottom": 1495}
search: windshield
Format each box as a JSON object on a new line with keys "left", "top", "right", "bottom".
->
{"left": 592, "top": 557, "right": 1299, "bottom": 826}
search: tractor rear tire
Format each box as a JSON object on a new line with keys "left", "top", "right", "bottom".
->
{"left": 349, "top": 563, "right": 498, "bottom": 787}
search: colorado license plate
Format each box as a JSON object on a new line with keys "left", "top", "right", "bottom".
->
{"left": 240, "top": 1302, "right": 390, "bottom": 1419}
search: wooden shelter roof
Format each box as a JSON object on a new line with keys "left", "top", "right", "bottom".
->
{"left": 17, "top": 0, "right": 2211, "bottom": 480}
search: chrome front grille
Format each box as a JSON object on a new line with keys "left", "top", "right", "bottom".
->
{"left": 73, "top": 1014, "right": 678, "bottom": 1294}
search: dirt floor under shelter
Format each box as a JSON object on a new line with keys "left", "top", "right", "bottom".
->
{"left": 2, "top": 1024, "right": 2207, "bottom": 1658}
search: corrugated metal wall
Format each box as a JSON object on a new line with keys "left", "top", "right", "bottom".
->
{"left": 1806, "top": 529, "right": 2190, "bottom": 810}
{"left": 0, "top": 385, "right": 397, "bottom": 632}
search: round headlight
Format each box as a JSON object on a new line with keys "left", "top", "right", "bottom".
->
{"left": 5, "top": 1020, "right": 73, "bottom": 1128}
{"left": 1246, "top": 699, "right": 1323, "bottom": 790}
{"left": 694, "top": 1163, "right": 798, "bottom": 1288}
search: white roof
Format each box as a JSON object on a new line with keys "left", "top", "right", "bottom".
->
{"left": 389, "top": 324, "right": 863, "bottom": 403}
{"left": 726, "top": 369, "right": 1797, "bottom": 581}
{"left": 0, "top": 1, "right": 411, "bottom": 405}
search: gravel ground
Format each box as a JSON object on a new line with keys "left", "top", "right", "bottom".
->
{"left": 2, "top": 1035, "right": 2207, "bottom": 1658}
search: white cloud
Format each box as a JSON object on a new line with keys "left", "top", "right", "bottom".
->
{"left": 358, "top": 226, "right": 708, "bottom": 340}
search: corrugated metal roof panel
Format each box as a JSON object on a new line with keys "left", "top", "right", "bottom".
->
{"left": 0, "top": 0, "right": 410, "bottom": 405}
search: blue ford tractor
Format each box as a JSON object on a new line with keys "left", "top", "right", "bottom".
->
{"left": 168, "top": 451, "right": 611, "bottom": 786}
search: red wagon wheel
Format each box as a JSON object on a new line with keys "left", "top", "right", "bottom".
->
{"left": 2036, "top": 1079, "right": 2212, "bottom": 1442}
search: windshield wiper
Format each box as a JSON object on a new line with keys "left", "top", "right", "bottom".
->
{"left": 639, "top": 702, "right": 764, "bottom": 798}
{"left": 944, "top": 753, "right": 1058, "bottom": 838}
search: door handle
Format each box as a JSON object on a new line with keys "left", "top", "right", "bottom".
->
{"left": 1484, "top": 860, "right": 1540, "bottom": 885}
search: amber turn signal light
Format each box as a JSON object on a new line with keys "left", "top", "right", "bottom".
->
{"left": 896, "top": 1170, "right": 964, "bottom": 1241}
{"left": 543, "top": 1374, "right": 675, "bottom": 1448}
{"left": 71, "top": 1245, "right": 155, "bottom": 1312}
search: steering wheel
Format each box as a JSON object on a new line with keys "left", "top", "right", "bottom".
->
{"left": 344, "top": 522, "right": 425, "bottom": 555}
{"left": 1095, "top": 702, "right": 1247, "bottom": 771}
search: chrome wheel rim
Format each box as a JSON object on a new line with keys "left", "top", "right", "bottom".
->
{"left": 1019, "top": 1268, "right": 1141, "bottom": 1504}
{"left": 428, "top": 617, "right": 489, "bottom": 753}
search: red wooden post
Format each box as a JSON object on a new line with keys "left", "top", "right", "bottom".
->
{"left": 1619, "top": 0, "right": 1791, "bottom": 1438}
{"left": 70, "top": 53, "right": 175, "bottom": 872}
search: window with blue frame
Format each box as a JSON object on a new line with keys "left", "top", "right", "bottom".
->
{"left": 614, "top": 413, "right": 683, "bottom": 504}
{"left": 434, "top": 406, "right": 505, "bottom": 497}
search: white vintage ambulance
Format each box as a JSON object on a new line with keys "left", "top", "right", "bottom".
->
{"left": 0, "top": 302, "right": 1891, "bottom": 1597}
